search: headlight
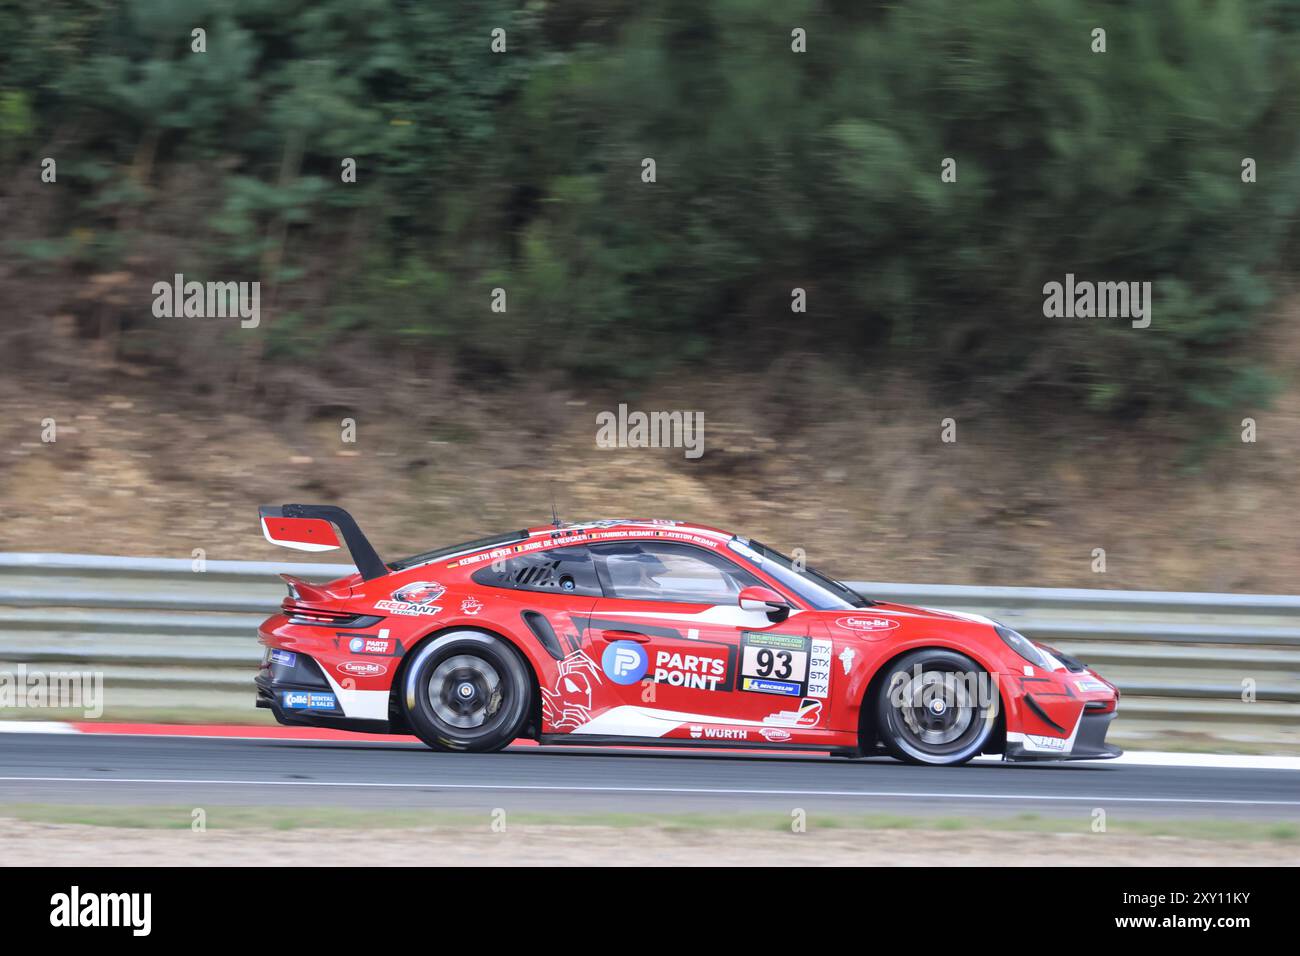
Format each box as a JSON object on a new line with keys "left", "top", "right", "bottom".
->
{"left": 995, "top": 624, "right": 1052, "bottom": 670}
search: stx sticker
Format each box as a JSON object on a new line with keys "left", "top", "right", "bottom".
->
{"left": 807, "top": 639, "right": 832, "bottom": 698}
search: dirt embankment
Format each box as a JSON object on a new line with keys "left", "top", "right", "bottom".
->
{"left": 1, "top": 819, "right": 1295, "bottom": 866}
{"left": 1, "top": 309, "right": 1297, "bottom": 592}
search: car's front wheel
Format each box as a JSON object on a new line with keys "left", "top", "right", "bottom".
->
{"left": 402, "top": 630, "right": 533, "bottom": 753}
{"left": 874, "top": 648, "right": 998, "bottom": 766}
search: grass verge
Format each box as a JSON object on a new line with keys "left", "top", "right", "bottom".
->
{"left": 1, "top": 804, "right": 1296, "bottom": 842}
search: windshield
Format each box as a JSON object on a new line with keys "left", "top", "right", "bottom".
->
{"left": 727, "top": 537, "right": 872, "bottom": 610}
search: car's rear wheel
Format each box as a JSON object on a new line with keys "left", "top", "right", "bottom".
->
{"left": 874, "top": 649, "right": 997, "bottom": 766}
{"left": 402, "top": 630, "right": 532, "bottom": 753}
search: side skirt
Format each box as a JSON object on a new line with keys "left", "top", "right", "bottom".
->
{"left": 538, "top": 733, "right": 858, "bottom": 756}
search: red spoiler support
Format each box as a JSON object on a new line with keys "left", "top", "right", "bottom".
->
{"left": 258, "top": 504, "right": 389, "bottom": 581}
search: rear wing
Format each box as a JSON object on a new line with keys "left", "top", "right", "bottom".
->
{"left": 258, "top": 504, "right": 389, "bottom": 581}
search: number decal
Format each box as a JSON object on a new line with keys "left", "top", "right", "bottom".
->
{"left": 739, "top": 633, "right": 812, "bottom": 696}
{"left": 752, "top": 648, "right": 795, "bottom": 679}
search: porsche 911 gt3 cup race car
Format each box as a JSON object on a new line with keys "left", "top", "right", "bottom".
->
{"left": 256, "top": 504, "right": 1122, "bottom": 765}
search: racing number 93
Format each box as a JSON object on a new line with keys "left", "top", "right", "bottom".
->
{"left": 739, "top": 632, "right": 811, "bottom": 697}
{"left": 753, "top": 646, "right": 795, "bottom": 680}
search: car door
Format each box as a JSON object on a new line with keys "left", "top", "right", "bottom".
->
{"left": 468, "top": 545, "right": 607, "bottom": 732}
{"left": 580, "top": 540, "right": 819, "bottom": 741}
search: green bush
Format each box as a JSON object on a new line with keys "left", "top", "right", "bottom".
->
{"left": 4, "top": 0, "right": 1298, "bottom": 419}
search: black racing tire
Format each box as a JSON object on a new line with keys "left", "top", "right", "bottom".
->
{"left": 874, "top": 648, "right": 998, "bottom": 766}
{"left": 401, "top": 630, "right": 533, "bottom": 753}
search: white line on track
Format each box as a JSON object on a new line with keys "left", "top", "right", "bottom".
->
{"left": 1108, "top": 751, "right": 1300, "bottom": 772}
{"left": 0, "top": 721, "right": 79, "bottom": 734}
{"left": 0, "top": 775, "right": 1297, "bottom": 806}
{"left": 974, "top": 751, "right": 1300, "bottom": 772}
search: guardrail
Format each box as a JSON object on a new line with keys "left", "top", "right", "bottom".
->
{"left": 1, "top": 553, "right": 1296, "bottom": 747}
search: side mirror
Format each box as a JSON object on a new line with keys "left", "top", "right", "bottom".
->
{"left": 738, "top": 585, "right": 792, "bottom": 613}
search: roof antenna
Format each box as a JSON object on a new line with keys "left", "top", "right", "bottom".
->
{"left": 549, "top": 482, "right": 562, "bottom": 528}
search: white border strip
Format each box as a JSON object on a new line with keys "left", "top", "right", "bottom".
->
{"left": 1, "top": 722, "right": 1297, "bottom": 771}
{"left": 0, "top": 721, "right": 80, "bottom": 734}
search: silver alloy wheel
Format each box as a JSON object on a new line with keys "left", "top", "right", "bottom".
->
{"left": 426, "top": 654, "right": 503, "bottom": 729}
{"left": 895, "top": 671, "right": 974, "bottom": 747}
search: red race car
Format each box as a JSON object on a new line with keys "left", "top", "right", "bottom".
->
{"left": 256, "top": 504, "right": 1121, "bottom": 765}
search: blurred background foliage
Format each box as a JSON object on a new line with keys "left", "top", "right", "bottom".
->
{"left": 2, "top": 0, "right": 1299, "bottom": 420}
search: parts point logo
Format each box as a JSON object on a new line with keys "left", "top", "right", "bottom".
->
{"left": 347, "top": 633, "right": 397, "bottom": 656}
{"left": 601, "top": 640, "right": 649, "bottom": 685}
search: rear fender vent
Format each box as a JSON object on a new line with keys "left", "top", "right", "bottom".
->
{"left": 521, "top": 610, "right": 565, "bottom": 660}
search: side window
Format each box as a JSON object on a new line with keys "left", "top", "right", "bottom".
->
{"left": 590, "top": 541, "right": 763, "bottom": 604}
{"left": 471, "top": 546, "right": 603, "bottom": 596}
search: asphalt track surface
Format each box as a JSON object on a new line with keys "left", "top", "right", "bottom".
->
{"left": 0, "top": 731, "right": 1297, "bottom": 821}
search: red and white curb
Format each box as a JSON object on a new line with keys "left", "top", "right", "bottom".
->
{"left": 0, "top": 720, "right": 408, "bottom": 742}
{"left": 0, "top": 720, "right": 1297, "bottom": 770}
